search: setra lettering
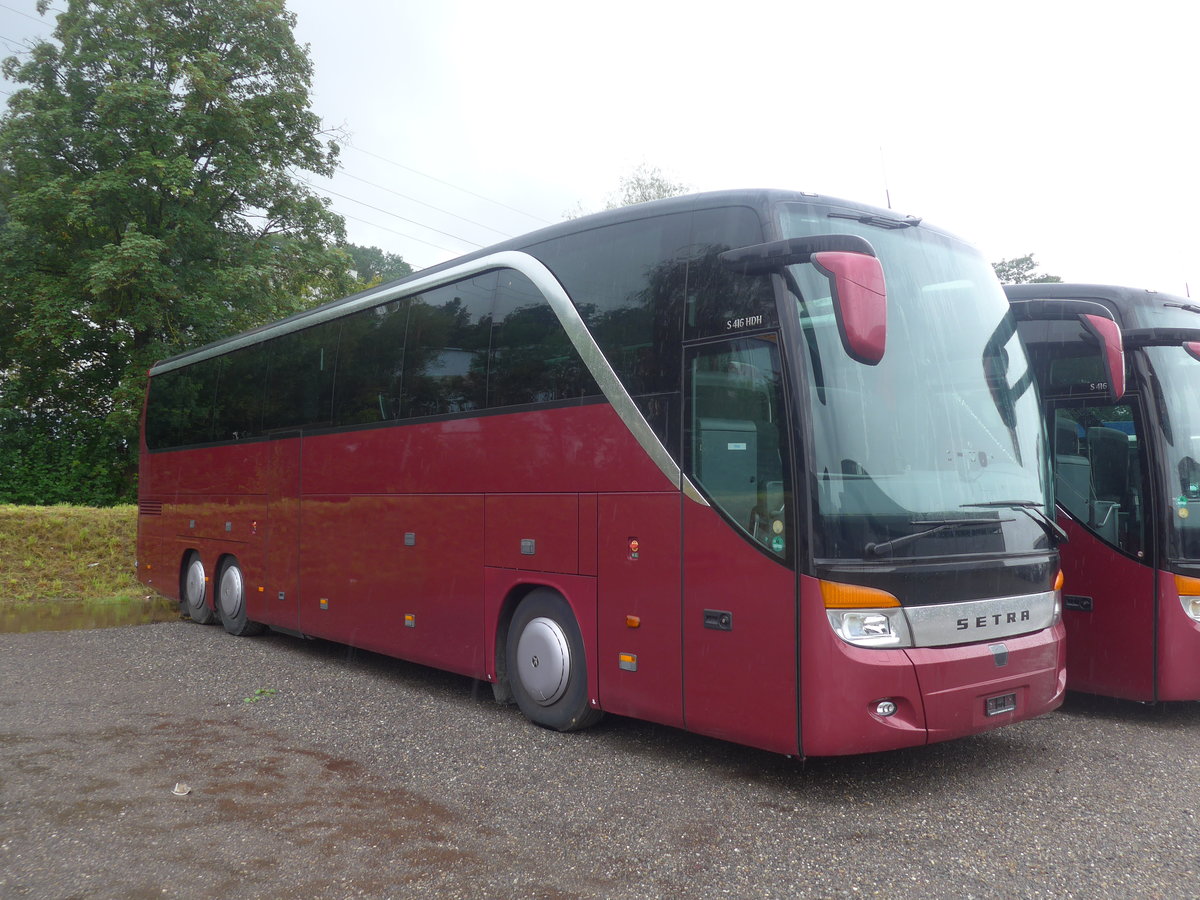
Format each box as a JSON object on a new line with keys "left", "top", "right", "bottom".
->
{"left": 956, "top": 609, "right": 1032, "bottom": 631}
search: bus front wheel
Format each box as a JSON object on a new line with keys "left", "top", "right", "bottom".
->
{"left": 216, "top": 557, "right": 266, "bottom": 637}
{"left": 506, "top": 589, "right": 602, "bottom": 732}
{"left": 181, "top": 552, "right": 215, "bottom": 625}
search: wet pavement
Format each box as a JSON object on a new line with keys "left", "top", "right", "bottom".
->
{"left": 3, "top": 621, "right": 1200, "bottom": 898}
{"left": 0, "top": 597, "right": 178, "bottom": 634}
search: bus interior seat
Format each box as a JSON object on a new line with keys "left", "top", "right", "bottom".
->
{"left": 1087, "top": 425, "right": 1128, "bottom": 543}
{"left": 1053, "top": 415, "right": 1092, "bottom": 525}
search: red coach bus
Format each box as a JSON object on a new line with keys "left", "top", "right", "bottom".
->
{"left": 1008, "top": 282, "right": 1200, "bottom": 701}
{"left": 138, "top": 190, "right": 1065, "bottom": 756}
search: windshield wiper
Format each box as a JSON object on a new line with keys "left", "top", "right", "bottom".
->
{"left": 827, "top": 210, "right": 922, "bottom": 230}
{"left": 865, "top": 517, "right": 1013, "bottom": 557}
{"left": 960, "top": 501, "right": 1068, "bottom": 545}
{"left": 1164, "top": 301, "right": 1200, "bottom": 316}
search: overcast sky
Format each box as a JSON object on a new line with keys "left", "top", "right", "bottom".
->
{"left": 3, "top": 1, "right": 1198, "bottom": 293}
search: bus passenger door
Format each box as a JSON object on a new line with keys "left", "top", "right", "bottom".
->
{"left": 680, "top": 336, "right": 800, "bottom": 755}
{"left": 1051, "top": 400, "right": 1156, "bottom": 699}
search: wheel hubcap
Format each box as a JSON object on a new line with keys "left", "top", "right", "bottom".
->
{"left": 185, "top": 561, "right": 205, "bottom": 610}
{"left": 515, "top": 616, "right": 570, "bottom": 705}
{"left": 219, "top": 565, "right": 244, "bottom": 620}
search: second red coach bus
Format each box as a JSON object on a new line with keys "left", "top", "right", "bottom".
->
{"left": 138, "top": 190, "right": 1065, "bottom": 756}
{"left": 1008, "top": 282, "right": 1200, "bottom": 701}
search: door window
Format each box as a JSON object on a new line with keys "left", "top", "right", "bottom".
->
{"left": 685, "top": 336, "right": 790, "bottom": 559}
{"left": 1052, "top": 401, "right": 1146, "bottom": 557}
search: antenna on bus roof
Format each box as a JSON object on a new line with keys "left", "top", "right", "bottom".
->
{"left": 879, "top": 145, "right": 892, "bottom": 210}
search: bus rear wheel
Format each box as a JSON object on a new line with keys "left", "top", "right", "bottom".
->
{"left": 216, "top": 557, "right": 266, "bottom": 637}
{"left": 506, "top": 589, "right": 602, "bottom": 732}
{"left": 181, "top": 552, "right": 215, "bottom": 625}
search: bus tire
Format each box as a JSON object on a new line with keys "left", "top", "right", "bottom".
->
{"left": 181, "top": 552, "right": 216, "bottom": 625}
{"left": 216, "top": 556, "right": 266, "bottom": 637}
{"left": 506, "top": 589, "right": 602, "bottom": 732}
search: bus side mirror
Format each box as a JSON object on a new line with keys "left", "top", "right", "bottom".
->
{"left": 1079, "top": 314, "right": 1125, "bottom": 401}
{"left": 811, "top": 251, "right": 887, "bottom": 366}
{"left": 719, "top": 235, "right": 887, "bottom": 365}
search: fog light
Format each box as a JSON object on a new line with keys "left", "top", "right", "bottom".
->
{"left": 875, "top": 700, "right": 897, "bottom": 717}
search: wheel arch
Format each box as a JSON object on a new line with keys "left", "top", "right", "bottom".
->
{"left": 492, "top": 581, "right": 550, "bottom": 706}
{"left": 177, "top": 548, "right": 206, "bottom": 604}
{"left": 487, "top": 573, "right": 600, "bottom": 713}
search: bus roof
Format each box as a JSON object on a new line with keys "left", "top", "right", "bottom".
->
{"left": 151, "top": 188, "right": 929, "bottom": 373}
{"left": 1005, "top": 282, "right": 1192, "bottom": 314}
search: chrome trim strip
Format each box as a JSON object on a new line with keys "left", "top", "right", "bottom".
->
{"left": 504, "top": 252, "right": 705, "bottom": 503}
{"left": 150, "top": 250, "right": 704, "bottom": 501}
{"left": 904, "top": 589, "right": 1058, "bottom": 647}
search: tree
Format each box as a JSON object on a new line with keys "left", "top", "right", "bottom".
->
{"left": 992, "top": 254, "right": 1063, "bottom": 284}
{"left": 605, "top": 163, "right": 689, "bottom": 209}
{"left": 565, "top": 163, "right": 690, "bottom": 218}
{"left": 341, "top": 243, "right": 413, "bottom": 288}
{"left": 0, "top": 0, "right": 354, "bottom": 503}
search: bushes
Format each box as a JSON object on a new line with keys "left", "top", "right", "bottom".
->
{"left": 0, "top": 412, "right": 135, "bottom": 507}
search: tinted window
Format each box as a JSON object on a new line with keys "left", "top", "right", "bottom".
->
{"left": 684, "top": 207, "right": 774, "bottom": 340}
{"left": 211, "top": 345, "right": 266, "bottom": 441}
{"left": 532, "top": 212, "right": 689, "bottom": 399}
{"left": 489, "top": 269, "right": 599, "bottom": 408}
{"left": 332, "top": 299, "right": 408, "bottom": 425}
{"left": 146, "top": 358, "right": 219, "bottom": 449}
{"left": 531, "top": 206, "right": 772, "bottom": 457}
{"left": 263, "top": 321, "right": 340, "bottom": 432}
{"left": 403, "top": 275, "right": 493, "bottom": 418}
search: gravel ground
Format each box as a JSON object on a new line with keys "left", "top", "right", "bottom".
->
{"left": 2, "top": 620, "right": 1200, "bottom": 899}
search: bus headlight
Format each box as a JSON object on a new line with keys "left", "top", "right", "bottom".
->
{"left": 1182, "top": 597, "right": 1200, "bottom": 623}
{"left": 825, "top": 608, "right": 913, "bottom": 648}
{"left": 821, "top": 579, "right": 913, "bottom": 648}
{"left": 1176, "top": 575, "right": 1200, "bottom": 623}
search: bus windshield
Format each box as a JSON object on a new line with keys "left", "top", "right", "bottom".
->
{"left": 778, "top": 202, "right": 1050, "bottom": 561}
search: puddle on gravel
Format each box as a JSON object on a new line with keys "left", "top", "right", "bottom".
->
{"left": 0, "top": 597, "right": 181, "bottom": 633}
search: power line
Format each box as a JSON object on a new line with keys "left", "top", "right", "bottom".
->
{"left": 0, "top": 2, "right": 53, "bottom": 25}
{"left": 334, "top": 211, "right": 456, "bottom": 266}
{"left": 299, "top": 177, "right": 484, "bottom": 250}
{"left": 343, "top": 141, "right": 554, "bottom": 227}
{"left": 337, "top": 169, "right": 514, "bottom": 239}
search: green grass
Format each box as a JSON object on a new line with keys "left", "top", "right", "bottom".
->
{"left": 0, "top": 504, "right": 146, "bottom": 606}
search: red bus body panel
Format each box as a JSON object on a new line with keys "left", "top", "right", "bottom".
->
{"left": 1156, "top": 570, "right": 1200, "bottom": 701}
{"left": 1055, "top": 509, "right": 1157, "bottom": 699}
{"left": 596, "top": 493, "right": 684, "bottom": 729}
{"left": 681, "top": 501, "right": 798, "bottom": 755}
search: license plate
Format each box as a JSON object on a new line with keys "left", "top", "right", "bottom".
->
{"left": 985, "top": 692, "right": 1017, "bottom": 716}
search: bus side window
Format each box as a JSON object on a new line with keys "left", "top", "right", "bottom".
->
{"left": 263, "top": 321, "right": 340, "bottom": 432}
{"left": 332, "top": 300, "right": 409, "bottom": 426}
{"left": 212, "top": 345, "right": 266, "bottom": 440}
{"left": 488, "top": 270, "right": 599, "bottom": 408}
{"left": 402, "top": 275, "right": 492, "bottom": 418}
